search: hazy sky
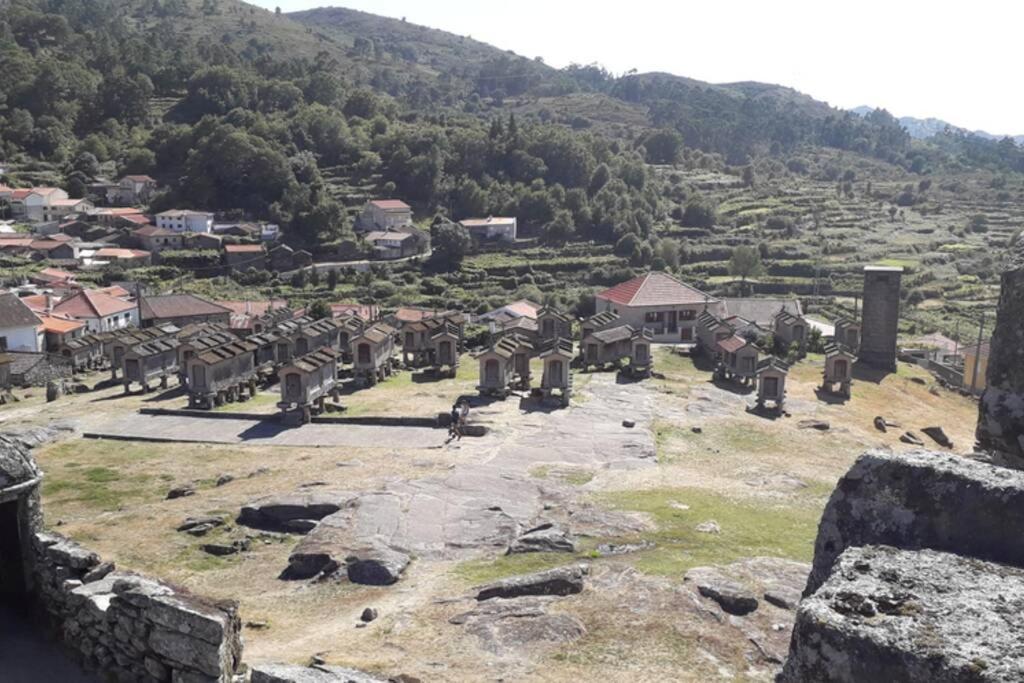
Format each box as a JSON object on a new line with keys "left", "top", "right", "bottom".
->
{"left": 251, "top": 0, "right": 1023, "bottom": 135}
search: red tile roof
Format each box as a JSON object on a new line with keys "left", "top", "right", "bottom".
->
{"left": 597, "top": 272, "right": 716, "bottom": 307}
{"left": 33, "top": 267, "right": 76, "bottom": 283}
{"left": 370, "top": 199, "right": 411, "bottom": 211}
{"left": 330, "top": 303, "right": 378, "bottom": 321}
{"left": 224, "top": 244, "right": 264, "bottom": 253}
{"left": 139, "top": 294, "right": 231, "bottom": 321}
{"left": 53, "top": 290, "right": 136, "bottom": 319}
{"left": 717, "top": 335, "right": 749, "bottom": 354}
{"left": 95, "top": 248, "right": 149, "bottom": 259}
{"left": 133, "top": 225, "right": 177, "bottom": 237}
{"left": 37, "top": 313, "right": 85, "bottom": 334}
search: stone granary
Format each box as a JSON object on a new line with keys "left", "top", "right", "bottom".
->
{"left": 246, "top": 331, "right": 282, "bottom": 377}
{"left": 337, "top": 315, "right": 366, "bottom": 363}
{"left": 715, "top": 334, "right": 759, "bottom": 385}
{"left": 540, "top": 337, "right": 574, "bottom": 407}
{"left": 399, "top": 318, "right": 436, "bottom": 367}
{"left": 351, "top": 323, "right": 397, "bottom": 387}
{"left": 429, "top": 320, "right": 461, "bottom": 378}
{"left": 0, "top": 354, "right": 11, "bottom": 392}
{"left": 696, "top": 310, "right": 735, "bottom": 356}
{"left": 292, "top": 317, "right": 342, "bottom": 357}
{"left": 177, "top": 330, "right": 238, "bottom": 385}
{"left": 581, "top": 324, "right": 635, "bottom": 370}
{"left": 277, "top": 347, "right": 342, "bottom": 425}
{"left": 0, "top": 435, "right": 244, "bottom": 682}
{"left": 833, "top": 316, "right": 861, "bottom": 352}
{"left": 976, "top": 239, "right": 1024, "bottom": 465}
{"left": 106, "top": 327, "right": 167, "bottom": 379}
{"left": 579, "top": 310, "right": 620, "bottom": 340}
{"left": 772, "top": 307, "right": 809, "bottom": 355}
{"left": 58, "top": 333, "right": 106, "bottom": 372}
{"left": 821, "top": 342, "right": 856, "bottom": 398}
{"left": 537, "top": 307, "right": 573, "bottom": 342}
{"left": 505, "top": 333, "right": 535, "bottom": 390}
{"left": 185, "top": 340, "right": 259, "bottom": 409}
{"left": 270, "top": 315, "right": 313, "bottom": 365}
{"left": 476, "top": 339, "right": 515, "bottom": 398}
{"left": 122, "top": 337, "right": 180, "bottom": 393}
{"left": 754, "top": 356, "right": 789, "bottom": 410}
{"left": 858, "top": 265, "right": 902, "bottom": 372}
{"left": 626, "top": 327, "right": 654, "bottom": 379}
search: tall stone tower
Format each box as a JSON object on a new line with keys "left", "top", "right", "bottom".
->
{"left": 976, "top": 240, "right": 1024, "bottom": 463}
{"left": 858, "top": 266, "right": 902, "bottom": 371}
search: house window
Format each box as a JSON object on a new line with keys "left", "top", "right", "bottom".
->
{"left": 679, "top": 310, "right": 696, "bottom": 321}
{"left": 644, "top": 312, "right": 665, "bottom": 323}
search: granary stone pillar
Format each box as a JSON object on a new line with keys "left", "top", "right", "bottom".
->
{"left": 976, "top": 240, "right": 1024, "bottom": 463}
{"left": 858, "top": 266, "right": 903, "bottom": 372}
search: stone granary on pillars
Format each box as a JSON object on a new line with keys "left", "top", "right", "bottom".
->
{"left": 271, "top": 315, "right": 313, "bottom": 365}
{"left": 476, "top": 340, "right": 515, "bottom": 398}
{"left": 581, "top": 324, "right": 634, "bottom": 370}
{"left": 278, "top": 347, "right": 342, "bottom": 425}
{"left": 176, "top": 330, "right": 238, "bottom": 385}
{"left": 833, "top": 316, "right": 861, "bottom": 352}
{"left": 106, "top": 327, "right": 167, "bottom": 379}
{"left": 821, "top": 342, "right": 856, "bottom": 398}
{"left": 540, "top": 337, "right": 574, "bottom": 407}
{"left": 337, "top": 315, "right": 366, "bottom": 363}
{"left": 399, "top": 319, "right": 435, "bottom": 367}
{"left": 537, "top": 307, "right": 573, "bottom": 342}
{"left": 505, "top": 333, "right": 535, "bottom": 390}
{"left": 246, "top": 331, "right": 281, "bottom": 379}
{"left": 0, "top": 434, "right": 42, "bottom": 610}
{"left": 122, "top": 337, "right": 180, "bottom": 393}
{"left": 429, "top": 321, "right": 461, "bottom": 378}
{"left": 696, "top": 310, "right": 736, "bottom": 357}
{"left": 755, "top": 356, "right": 789, "bottom": 411}
{"left": 772, "top": 307, "right": 809, "bottom": 355}
{"left": 186, "top": 340, "right": 259, "bottom": 409}
{"left": 715, "top": 334, "right": 759, "bottom": 385}
{"left": 626, "top": 327, "right": 654, "bottom": 379}
{"left": 58, "top": 333, "right": 106, "bottom": 371}
{"left": 858, "top": 265, "right": 902, "bottom": 372}
{"left": 976, "top": 239, "right": 1024, "bottom": 464}
{"left": 579, "top": 310, "right": 621, "bottom": 340}
{"left": 351, "top": 324, "right": 397, "bottom": 387}
{"left": 0, "top": 354, "right": 11, "bottom": 392}
{"left": 292, "top": 317, "right": 342, "bottom": 357}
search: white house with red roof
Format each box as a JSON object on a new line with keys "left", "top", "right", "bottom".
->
{"left": 108, "top": 175, "right": 158, "bottom": 205}
{"left": 2, "top": 187, "right": 91, "bottom": 222}
{"left": 459, "top": 216, "right": 517, "bottom": 243}
{"left": 0, "top": 292, "right": 44, "bottom": 352}
{"left": 357, "top": 199, "right": 413, "bottom": 233}
{"left": 52, "top": 289, "right": 138, "bottom": 332}
{"left": 595, "top": 272, "right": 722, "bottom": 343}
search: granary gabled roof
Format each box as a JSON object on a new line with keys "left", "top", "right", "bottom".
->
{"left": 139, "top": 294, "right": 231, "bottom": 322}
{"left": 833, "top": 316, "right": 859, "bottom": 328}
{"left": 111, "top": 327, "right": 165, "bottom": 346}
{"left": 287, "top": 347, "right": 342, "bottom": 373}
{"left": 755, "top": 356, "right": 790, "bottom": 375}
{"left": 195, "top": 340, "right": 259, "bottom": 365}
{"left": 823, "top": 342, "right": 857, "bottom": 358}
{"left": 501, "top": 316, "right": 538, "bottom": 334}
{"left": 537, "top": 307, "right": 572, "bottom": 323}
{"left": 183, "top": 331, "right": 238, "bottom": 352}
{"left": 773, "top": 308, "right": 805, "bottom": 326}
{"left": 62, "top": 334, "right": 104, "bottom": 351}
{"left": 430, "top": 321, "right": 461, "bottom": 340}
{"left": 129, "top": 337, "right": 180, "bottom": 357}
{"left": 353, "top": 325, "right": 392, "bottom": 344}
{"left": 597, "top": 272, "right": 716, "bottom": 308}
{"left": 538, "top": 337, "right": 574, "bottom": 359}
{"left": 631, "top": 327, "right": 654, "bottom": 342}
{"left": 582, "top": 310, "right": 620, "bottom": 328}
{"left": 589, "top": 324, "right": 635, "bottom": 345}
{"left": 476, "top": 341, "right": 514, "bottom": 360}
{"left": 369, "top": 199, "right": 411, "bottom": 211}
{"left": 247, "top": 331, "right": 280, "bottom": 346}
{"left": 717, "top": 334, "right": 750, "bottom": 355}
{"left": 300, "top": 317, "right": 341, "bottom": 336}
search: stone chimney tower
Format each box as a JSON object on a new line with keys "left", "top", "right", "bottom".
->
{"left": 857, "top": 266, "right": 903, "bottom": 372}
{"left": 976, "top": 239, "right": 1024, "bottom": 463}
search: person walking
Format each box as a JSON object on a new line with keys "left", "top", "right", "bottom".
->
{"left": 448, "top": 402, "right": 462, "bottom": 441}
{"left": 457, "top": 400, "right": 470, "bottom": 440}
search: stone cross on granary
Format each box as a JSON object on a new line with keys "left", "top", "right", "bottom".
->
{"left": 976, "top": 239, "right": 1024, "bottom": 464}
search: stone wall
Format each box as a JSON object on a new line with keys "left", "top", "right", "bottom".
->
{"left": 976, "top": 239, "right": 1024, "bottom": 464}
{"left": 32, "top": 530, "right": 243, "bottom": 683}
{"left": 857, "top": 266, "right": 902, "bottom": 371}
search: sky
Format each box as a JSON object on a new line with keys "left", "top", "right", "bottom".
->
{"left": 251, "top": 0, "right": 1023, "bottom": 135}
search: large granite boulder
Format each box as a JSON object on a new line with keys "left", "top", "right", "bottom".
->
{"left": 976, "top": 238, "right": 1024, "bottom": 463}
{"left": 780, "top": 545, "right": 1024, "bottom": 682}
{"left": 238, "top": 491, "right": 354, "bottom": 533}
{"left": 684, "top": 566, "right": 758, "bottom": 616}
{"left": 805, "top": 450, "right": 1024, "bottom": 595}
{"left": 476, "top": 564, "right": 588, "bottom": 601}
{"left": 506, "top": 523, "right": 577, "bottom": 554}
{"left": 0, "top": 433, "right": 40, "bottom": 490}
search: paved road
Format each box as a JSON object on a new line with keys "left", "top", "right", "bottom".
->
{"left": 0, "top": 605, "right": 97, "bottom": 683}
{"left": 82, "top": 413, "right": 448, "bottom": 449}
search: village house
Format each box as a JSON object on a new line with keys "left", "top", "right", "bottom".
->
{"left": 217, "top": 299, "right": 292, "bottom": 335}
{"left": 107, "top": 175, "right": 158, "bottom": 206}
{"left": 29, "top": 267, "right": 77, "bottom": 289}
{"left": 184, "top": 231, "right": 223, "bottom": 251}
{"left": 478, "top": 299, "right": 541, "bottom": 327}
{"left": 139, "top": 294, "right": 232, "bottom": 329}
{"left": 37, "top": 313, "right": 85, "bottom": 351}
{"left": 459, "top": 216, "right": 517, "bottom": 243}
{"left": 29, "top": 239, "right": 79, "bottom": 261}
{"left": 3, "top": 187, "right": 91, "bottom": 222}
{"left": 52, "top": 289, "right": 137, "bottom": 333}
{"left": 133, "top": 225, "right": 184, "bottom": 253}
{"left": 156, "top": 210, "right": 214, "bottom": 233}
{"left": 223, "top": 244, "right": 267, "bottom": 271}
{"left": 94, "top": 247, "right": 151, "bottom": 267}
{"left": 364, "top": 230, "right": 418, "bottom": 260}
{"left": 0, "top": 292, "right": 43, "bottom": 352}
{"left": 357, "top": 199, "right": 413, "bottom": 233}
{"left": 596, "top": 272, "right": 720, "bottom": 343}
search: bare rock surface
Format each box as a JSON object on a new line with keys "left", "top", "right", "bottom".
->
{"left": 507, "top": 523, "right": 576, "bottom": 554}
{"left": 685, "top": 557, "right": 810, "bottom": 617}
{"left": 238, "top": 491, "right": 354, "bottom": 533}
{"left": 805, "top": 449, "right": 1024, "bottom": 595}
{"left": 0, "top": 432, "right": 41, "bottom": 487}
{"left": 684, "top": 566, "right": 758, "bottom": 615}
{"left": 251, "top": 663, "right": 387, "bottom": 682}
{"left": 476, "top": 564, "right": 588, "bottom": 601}
{"left": 449, "top": 596, "right": 585, "bottom": 655}
{"left": 781, "top": 545, "right": 1024, "bottom": 683}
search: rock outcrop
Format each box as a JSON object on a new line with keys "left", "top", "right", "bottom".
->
{"left": 781, "top": 545, "right": 1024, "bottom": 682}
{"left": 251, "top": 663, "right": 387, "bottom": 682}
{"left": 804, "top": 449, "right": 1024, "bottom": 595}
{"left": 238, "top": 491, "right": 353, "bottom": 533}
{"left": 976, "top": 238, "right": 1024, "bottom": 464}
{"left": 449, "top": 596, "right": 586, "bottom": 654}
{"left": 475, "top": 564, "right": 588, "bottom": 601}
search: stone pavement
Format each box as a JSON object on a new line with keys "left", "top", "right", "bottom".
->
{"left": 80, "top": 413, "right": 449, "bottom": 449}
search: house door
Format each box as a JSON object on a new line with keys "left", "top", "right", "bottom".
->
{"left": 0, "top": 501, "right": 26, "bottom": 607}
{"left": 484, "top": 359, "right": 499, "bottom": 383}
{"left": 439, "top": 341, "right": 452, "bottom": 365}
{"left": 680, "top": 327, "right": 693, "bottom": 342}
{"left": 667, "top": 311, "right": 678, "bottom": 333}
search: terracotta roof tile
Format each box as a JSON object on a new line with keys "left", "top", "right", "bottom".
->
{"left": 597, "top": 272, "right": 715, "bottom": 307}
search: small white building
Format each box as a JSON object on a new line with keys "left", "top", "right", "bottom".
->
{"left": 0, "top": 292, "right": 43, "bottom": 352}
{"left": 156, "top": 210, "right": 215, "bottom": 233}
{"left": 459, "top": 216, "right": 517, "bottom": 243}
{"left": 364, "top": 230, "right": 416, "bottom": 259}
{"left": 6, "top": 187, "right": 90, "bottom": 222}
{"left": 52, "top": 289, "right": 138, "bottom": 333}
{"left": 357, "top": 199, "right": 412, "bottom": 233}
